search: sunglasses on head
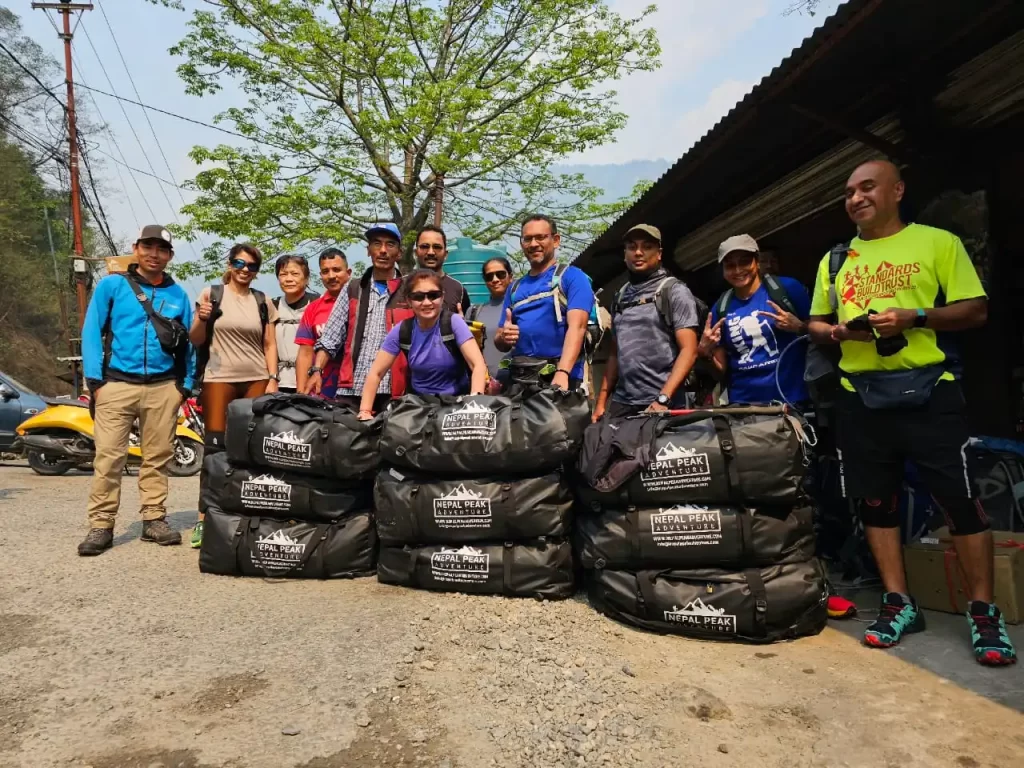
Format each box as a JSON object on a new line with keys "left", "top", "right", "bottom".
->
{"left": 408, "top": 290, "right": 443, "bottom": 303}
{"left": 230, "top": 258, "right": 260, "bottom": 273}
{"left": 484, "top": 270, "right": 508, "bottom": 282}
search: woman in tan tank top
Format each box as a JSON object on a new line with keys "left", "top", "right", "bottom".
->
{"left": 188, "top": 243, "right": 279, "bottom": 548}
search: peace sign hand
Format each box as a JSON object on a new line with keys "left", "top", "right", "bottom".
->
{"left": 699, "top": 315, "right": 724, "bottom": 357}
{"left": 758, "top": 301, "right": 805, "bottom": 334}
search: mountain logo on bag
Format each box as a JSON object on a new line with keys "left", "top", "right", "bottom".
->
{"left": 430, "top": 545, "right": 490, "bottom": 584}
{"left": 441, "top": 400, "right": 497, "bottom": 442}
{"left": 655, "top": 442, "right": 699, "bottom": 460}
{"left": 253, "top": 528, "right": 306, "bottom": 570}
{"left": 642, "top": 439, "right": 711, "bottom": 493}
{"left": 241, "top": 473, "right": 293, "bottom": 511}
{"left": 650, "top": 505, "right": 723, "bottom": 547}
{"left": 433, "top": 484, "right": 492, "bottom": 529}
{"left": 263, "top": 430, "right": 313, "bottom": 467}
{"left": 664, "top": 598, "right": 736, "bottom": 633}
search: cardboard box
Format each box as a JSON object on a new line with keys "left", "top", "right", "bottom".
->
{"left": 904, "top": 528, "right": 1024, "bottom": 623}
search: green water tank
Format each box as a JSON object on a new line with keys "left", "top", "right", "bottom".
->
{"left": 445, "top": 237, "right": 509, "bottom": 306}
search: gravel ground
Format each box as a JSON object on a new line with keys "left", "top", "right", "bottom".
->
{"left": 1, "top": 462, "right": 1022, "bottom": 768}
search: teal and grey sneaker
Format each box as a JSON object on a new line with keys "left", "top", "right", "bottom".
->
{"left": 190, "top": 520, "right": 204, "bottom": 549}
{"left": 967, "top": 601, "right": 1016, "bottom": 666}
{"left": 863, "top": 592, "right": 925, "bottom": 648}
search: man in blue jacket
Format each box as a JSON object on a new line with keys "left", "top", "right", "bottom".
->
{"left": 78, "top": 225, "right": 196, "bottom": 556}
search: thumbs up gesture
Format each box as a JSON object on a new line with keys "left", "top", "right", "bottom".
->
{"left": 498, "top": 308, "right": 519, "bottom": 348}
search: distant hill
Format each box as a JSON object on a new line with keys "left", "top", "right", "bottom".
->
{"left": 553, "top": 159, "right": 671, "bottom": 201}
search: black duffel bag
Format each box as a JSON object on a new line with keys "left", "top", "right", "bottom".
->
{"left": 578, "top": 406, "right": 809, "bottom": 508}
{"left": 576, "top": 505, "right": 814, "bottom": 570}
{"left": 378, "top": 539, "right": 574, "bottom": 599}
{"left": 199, "top": 452, "right": 372, "bottom": 523}
{"left": 199, "top": 507, "right": 377, "bottom": 579}
{"left": 374, "top": 467, "right": 572, "bottom": 545}
{"left": 380, "top": 387, "right": 590, "bottom": 475}
{"left": 226, "top": 394, "right": 382, "bottom": 479}
{"left": 587, "top": 560, "right": 827, "bottom": 643}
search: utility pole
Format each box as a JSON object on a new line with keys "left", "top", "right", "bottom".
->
{"left": 42, "top": 204, "right": 74, "bottom": 355}
{"left": 33, "top": 1, "right": 93, "bottom": 332}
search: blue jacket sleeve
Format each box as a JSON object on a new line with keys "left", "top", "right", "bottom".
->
{"left": 180, "top": 290, "right": 197, "bottom": 392}
{"left": 82, "top": 278, "right": 113, "bottom": 384}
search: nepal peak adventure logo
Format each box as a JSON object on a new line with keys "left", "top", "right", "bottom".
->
{"left": 664, "top": 598, "right": 737, "bottom": 633}
{"left": 840, "top": 259, "right": 921, "bottom": 310}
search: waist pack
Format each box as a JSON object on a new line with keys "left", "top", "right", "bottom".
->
{"left": 374, "top": 467, "right": 572, "bottom": 546}
{"left": 587, "top": 560, "right": 828, "bottom": 644}
{"left": 576, "top": 505, "right": 814, "bottom": 571}
{"left": 226, "top": 394, "right": 382, "bottom": 479}
{"left": 846, "top": 365, "right": 945, "bottom": 409}
{"left": 378, "top": 539, "right": 575, "bottom": 600}
{"left": 577, "top": 407, "right": 809, "bottom": 508}
{"left": 380, "top": 387, "right": 590, "bottom": 476}
{"left": 200, "top": 452, "right": 372, "bottom": 523}
{"left": 199, "top": 507, "right": 377, "bottom": 579}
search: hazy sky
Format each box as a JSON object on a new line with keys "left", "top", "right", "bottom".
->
{"left": 15, "top": 0, "right": 841, "bottom": 290}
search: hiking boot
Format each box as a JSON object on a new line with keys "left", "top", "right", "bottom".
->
{"left": 140, "top": 518, "right": 181, "bottom": 546}
{"left": 190, "top": 520, "right": 204, "bottom": 549}
{"left": 863, "top": 592, "right": 925, "bottom": 648}
{"left": 967, "top": 601, "right": 1017, "bottom": 666}
{"left": 78, "top": 528, "right": 113, "bottom": 556}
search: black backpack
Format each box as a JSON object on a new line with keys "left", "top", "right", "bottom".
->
{"left": 195, "top": 284, "right": 270, "bottom": 385}
{"left": 612, "top": 276, "right": 709, "bottom": 393}
{"left": 397, "top": 310, "right": 467, "bottom": 388}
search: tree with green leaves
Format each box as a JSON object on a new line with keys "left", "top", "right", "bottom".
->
{"left": 154, "top": 0, "right": 660, "bottom": 277}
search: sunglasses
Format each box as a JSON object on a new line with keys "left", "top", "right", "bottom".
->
{"left": 230, "top": 258, "right": 260, "bottom": 273}
{"left": 408, "top": 290, "right": 443, "bottom": 303}
{"left": 484, "top": 270, "right": 508, "bottom": 282}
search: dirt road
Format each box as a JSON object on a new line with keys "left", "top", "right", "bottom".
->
{"left": 1, "top": 463, "right": 1021, "bottom": 768}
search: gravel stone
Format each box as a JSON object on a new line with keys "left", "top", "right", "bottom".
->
{"left": 281, "top": 727, "right": 301, "bottom": 736}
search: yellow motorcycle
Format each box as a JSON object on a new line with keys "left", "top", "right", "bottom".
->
{"left": 13, "top": 397, "right": 204, "bottom": 477}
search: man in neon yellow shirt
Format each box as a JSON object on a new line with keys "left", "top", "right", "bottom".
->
{"left": 808, "top": 160, "right": 1015, "bottom": 666}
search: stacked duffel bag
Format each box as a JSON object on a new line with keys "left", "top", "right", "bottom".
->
{"left": 198, "top": 394, "right": 381, "bottom": 579}
{"left": 575, "top": 405, "right": 828, "bottom": 643}
{"left": 374, "top": 385, "right": 591, "bottom": 599}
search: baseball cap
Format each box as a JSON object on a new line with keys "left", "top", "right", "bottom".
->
{"left": 623, "top": 224, "right": 662, "bottom": 243}
{"left": 717, "top": 234, "right": 759, "bottom": 263}
{"left": 365, "top": 223, "right": 401, "bottom": 242}
{"left": 136, "top": 224, "right": 173, "bottom": 248}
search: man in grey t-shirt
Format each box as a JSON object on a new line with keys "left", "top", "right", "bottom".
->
{"left": 594, "top": 224, "right": 700, "bottom": 420}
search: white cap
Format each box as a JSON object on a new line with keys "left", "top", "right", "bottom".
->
{"left": 717, "top": 234, "right": 759, "bottom": 263}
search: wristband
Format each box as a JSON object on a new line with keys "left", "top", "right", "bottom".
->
{"left": 913, "top": 308, "right": 927, "bottom": 328}
{"left": 556, "top": 368, "right": 572, "bottom": 377}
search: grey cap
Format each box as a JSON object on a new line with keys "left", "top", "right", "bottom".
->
{"left": 623, "top": 223, "right": 662, "bottom": 244}
{"left": 717, "top": 234, "right": 758, "bottom": 262}
{"left": 136, "top": 224, "right": 173, "bottom": 248}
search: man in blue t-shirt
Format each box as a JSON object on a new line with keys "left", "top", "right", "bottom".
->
{"left": 495, "top": 214, "right": 594, "bottom": 390}
{"left": 701, "top": 234, "right": 811, "bottom": 405}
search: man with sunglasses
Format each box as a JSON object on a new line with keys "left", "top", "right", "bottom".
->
{"left": 295, "top": 248, "right": 352, "bottom": 397}
{"left": 308, "top": 224, "right": 412, "bottom": 410}
{"left": 413, "top": 225, "right": 472, "bottom": 314}
{"left": 495, "top": 214, "right": 593, "bottom": 389}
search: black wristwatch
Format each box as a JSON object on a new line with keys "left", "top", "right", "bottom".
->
{"left": 656, "top": 393, "right": 671, "bottom": 406}
{"left": 307, "top": 366, "right": 323, "bottom": 377}
{"left": 913, "top": 308, "right": 927, "bottom": 328}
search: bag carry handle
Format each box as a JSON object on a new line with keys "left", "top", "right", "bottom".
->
{"left": 744, "top": 568, "right": 769, "bottom": 638}
{"left": 503, "top": 542, "right": 514, "bottom": 596}
{"left": 710, "top": 415, "right": 740, "bottom": 501}
{"left": 626, "top": 507, "right": 643, "bottom": 563}
{"left": 245, "top": 518, "right": 330, "bottom": 579}
{"left": 251, "top": 393, "right": 335, "bottom": 418}
{"left": 636, "top": 570, "right": 662, "bottom": 621}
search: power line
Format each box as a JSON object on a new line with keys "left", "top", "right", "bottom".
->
{"left": 85, "top": 143, "right": 185, "bottom": 189}
{"left": 0, "top": 40, "right": 66, "bottom": 109}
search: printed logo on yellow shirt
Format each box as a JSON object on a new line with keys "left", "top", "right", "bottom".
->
{"left": 840, "top": 260, "right": 922, "bottom": 311}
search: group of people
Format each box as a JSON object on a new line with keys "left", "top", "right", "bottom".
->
{"left": 74, "top": 158, "right": 1014, "bottom": 666}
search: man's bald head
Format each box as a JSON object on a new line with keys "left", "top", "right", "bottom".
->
{"left": 845, "top": 159, "right": 905, "bottom": 235}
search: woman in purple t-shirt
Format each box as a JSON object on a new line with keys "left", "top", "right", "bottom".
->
{"left": 357, "top": 270, "right": 487, "bottom": 419}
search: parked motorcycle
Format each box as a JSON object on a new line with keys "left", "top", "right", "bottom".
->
{"left": 12, "top": 396, "right": 204, "bottom": 477}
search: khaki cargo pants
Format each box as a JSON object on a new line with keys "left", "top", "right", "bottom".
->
{"left": 86, "top": 380, "right": 181, "bottom": 528}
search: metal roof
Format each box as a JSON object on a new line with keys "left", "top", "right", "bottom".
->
{"left": 574, "top": 0, "right": 1024, "bottom": 286}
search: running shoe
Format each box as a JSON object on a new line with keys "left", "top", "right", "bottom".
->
{"left": 967, "top": 601, "right": 1017, "bottom": 666}
{"left": 863, "top": 592, "right": 925, "bottom": 648}
{"left": 190, "top": 520, "right": 204, "bottom": 549}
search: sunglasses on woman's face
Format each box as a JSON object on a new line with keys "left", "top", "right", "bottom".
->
{"left": 230, "top": 258, "right": 260, "bottom": 273}
{"left": 484, "top": 270, "right": 508, "bottom": 282}
{"left": 408, "top": 290, "right": 443, "bottom": 303}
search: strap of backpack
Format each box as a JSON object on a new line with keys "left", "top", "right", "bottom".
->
{"left": 715, "top": 288, "right": 734, "bottom": 319}
{"left": 439, "top": 311, "right": 469, "bottom": 379}
{"left": 206, "top": 284, "right": 225, "bottom": 346}
{"left": 551, "top": 263, "right": 569, "bottom": 324}
{"left": 252, "top": 288, "right": 269, "bottom": 328}
{"left": 827, "top": 243, "right": 851, "bottom": 315}
{"left": 398, "top": 317, "right": 415, "bottom": 353}
{"left": 762, "top": 274, "right": 798, "bottom": 316}
{"left": 652, "top": 276, "right": 677, "bottom": 330}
